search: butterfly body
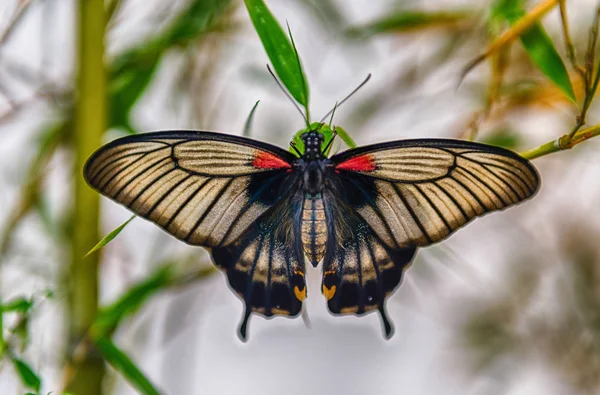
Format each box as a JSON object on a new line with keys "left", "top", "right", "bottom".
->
{"left": 84, "top": 127, "right": 540, "bottom": 340}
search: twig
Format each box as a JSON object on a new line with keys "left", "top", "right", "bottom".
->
{"left": 520, "top": 123, "right": 600, "bottom": 160}
{"left": 0, "top": 0, "right": 36, "bottom": 46}
{"left": 558, "top": 0, "right": 586, "bottom": 77}
{"left": 565, "top": 4, "right": 600, "bottom": 141}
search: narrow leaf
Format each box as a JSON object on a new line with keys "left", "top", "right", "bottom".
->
{"left": 347, "top": 10, "right": 471, "bottom": 37}
{"left": 92, "top": 267, "right": 172, "bottom": 337}
{"left": 480, "top": 128, "right": 522, "bottom": 149}
{"left": 244, "top": 0, "right": 309, "bottom": 108}
{"left": 84, "top": 215, "right": 135, "bottom": 258}
{"left": 332, "top": 126, "right": 357, "bottom": 149}
{"left": 11, "top": 357, "right": 41, "bottom": 392}
{"left": 95, "top": 337, "right": 161, "bottom": 395}
{"left": 243, "top": 100, "right": 261, "bottom": 137}
{"left": 496, "top": 0, "right": 575, "bottom": 102}
{"left": 1, "top": 297, "right": 33, "bottom": 313}
{"left": 109, "top": 0, "right": 232, "bottom": 132}
{"left": 461, "top": 0, "right": 559, "bottom": 82}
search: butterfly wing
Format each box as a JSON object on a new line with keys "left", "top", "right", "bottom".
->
{"left": 323, "top": 139, "right": 540, "bottom": 336}
{"left": 211, "top": 186, "right": 306, "bottom": 340}
{"left": 330, "top": 139, "right": 539, "bottom": 249}
{"left": 84, "top": 130, "right": 296, "bottom": 248}
{"left": 321, "top": 187, "right": 415, "bottom": 338}
{"left": 85, "top": 131, "right": 306, "bottom": 340}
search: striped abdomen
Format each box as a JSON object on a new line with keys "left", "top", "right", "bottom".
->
{"left": 301, "top": 194, "right": 328, "bottom": 266}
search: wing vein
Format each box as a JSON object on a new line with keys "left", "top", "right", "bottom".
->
{"left": 184, "top": 178, "right": 235, "bottom": 242}
{"left": 392, "top": 183, "right": 432, "bottom": 243}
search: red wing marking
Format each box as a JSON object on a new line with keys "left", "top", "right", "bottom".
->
{"left": 336, "top": 154, "right": 376, "bottom": 172}
{"left": 252, "top": 151, "right": 292, "bottom": 170}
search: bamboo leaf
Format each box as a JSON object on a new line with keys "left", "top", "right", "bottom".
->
{"left": 495, "top": 0, "right": 575, "bottom": 101}
{"left": 109, "top": 0, "right": 233, "bottom": 132}
{"left": 1, "top": 297, "right": 33, "bottom": 313}
{"left": 480, "top": 128, "right": 523, "bottom": 149}
{"left": 347, "top": 10, "right": 471, "bottom": 37}
{"left": 91, "top": 264, "right": 215, "bottom": 338}
{"left": 11, "top": 357, "right": 41, "bottom": 392}
{"left": 243, "top": 100, "right": 261, "bottom": 137}
{"left": 92, "top": 267, "right": 172, "bottom": 337}
{"left": 95, "top": 337, "right": 161, "bottom": 395}
{"left": 244, "top": 0, "right": 310, "bottom": 109}
{"left": 332, "top": 126, "right": 357, "bottom": 149}
{"left": 461, "top": 0, "right": 559, "bottom": 82}
{"left": 84, "top": 215, "right": 135, "bottom": 258}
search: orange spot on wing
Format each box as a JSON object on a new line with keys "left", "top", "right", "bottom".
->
{"left": 253, "top": 151, "right": 291, "bottom": 170}
{"left": 322, "top": 284, "right": 336, "bottom": 300}
{"left": 294, "top": 286, "right": 307, "bottom": 301}
{"left": 336, "top": 155, "right": 376, "bottom": 172}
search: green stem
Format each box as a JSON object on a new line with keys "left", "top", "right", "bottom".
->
{"left": 520, "top": 124, "right": 600, "bottom": 160}
{"left": 0, "top": 296, "right": 5, "bottom": 357}
{"left": 66, "top": 0, "right": 106, "bottom": 393}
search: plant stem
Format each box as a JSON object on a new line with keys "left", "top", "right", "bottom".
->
{"left": 65, "top": 0, "right": 106, "bottom": 393}
{"left": 520, "top": 123, "right": 600, "bottom": 160}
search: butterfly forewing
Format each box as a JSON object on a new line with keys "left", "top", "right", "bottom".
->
{"left": 331, "top": 139, "right": 539, "bottom": 249}
{"left": 84, "top": 131, "right": 295, "bottom": 248}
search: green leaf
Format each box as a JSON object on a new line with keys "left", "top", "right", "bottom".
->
{"left": 480, "top": 128, "right": 522, "bottom": 150}
{"left": 1, "top": 297, "right": 33, "bottom": 313}
{"left": 92, "top": 267, "right": 173, "bottom": 338}
{"left": 243, "top": 100, "right": 261, "bottom": 137}
{"left": 95, "top": 337, "right": 161, "bottom": 395}
{"left": 494, "top": 0, "right": 575, "bottom": 102}
{"left": 109, "top": 0, "right": 233, "bottom": 132}
{"left": 84, "top": 215, "right": 135, "bottom": 258}
{"left": 244, "top": 0, "right": 310, "bottom": 110}
{"left": 332, "top": 125, "right": 357, "bottom": 149}
{"left": 11, "top": 357, "right": 41, "bottom": 392}
{"left": 347, "top": 10, "right": 471, "bottom": 37}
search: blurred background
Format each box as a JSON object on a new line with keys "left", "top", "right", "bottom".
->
{"left": 1, "top": 0, "right": 600, "bottom": 394}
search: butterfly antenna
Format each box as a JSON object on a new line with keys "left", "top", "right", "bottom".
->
{"left": 320, "top": 73, "right": 372, "bottom": 123}
{"left": 321, "top": 129, "right": 338, "bottom": 155}
{"left": 327, "top": 101, "right": 339, "bottom": 128}
{"left": 290, "top": 141, "right": 303, "bottom": 156}
{"left": 267, "top": 64, "right": 310, "bottom": 128}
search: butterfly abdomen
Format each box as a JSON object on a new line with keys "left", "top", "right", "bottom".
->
{"left": 301, "top": 194, "right": 327, "bottom": 266}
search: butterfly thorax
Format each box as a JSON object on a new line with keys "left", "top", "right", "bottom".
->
{"left": 299, "top": 131, "right": 331, "bottom": 195}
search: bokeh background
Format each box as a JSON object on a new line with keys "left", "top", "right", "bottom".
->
{"left": 1, "top": 0, "right": 600, "bottom": 394}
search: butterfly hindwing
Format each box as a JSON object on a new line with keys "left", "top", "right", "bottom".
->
{"left": 211, "top": 186, "right": 306, "bottom": 340}
{"left": 331, "top": 139, "right": 540, "bottom": 249}
{"left": 322, "top": 182, "right": 416, "bottom": 337}
{"left": 84, "top": 131, "right": 296, "bottom": 248}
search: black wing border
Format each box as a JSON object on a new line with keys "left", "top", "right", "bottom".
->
{"left": 84, "top": 129, "right": 297, "bottom": 176}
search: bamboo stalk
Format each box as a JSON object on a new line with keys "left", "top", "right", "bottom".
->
{"left": 66, "top": 0, "right": 106, "bottom": 393}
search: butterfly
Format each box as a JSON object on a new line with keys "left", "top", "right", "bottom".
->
{"left": 84, "top": 127, "right": 540, "bottom": 340}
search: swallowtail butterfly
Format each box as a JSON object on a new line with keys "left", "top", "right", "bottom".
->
{"left": 84, "top": 127, "right": 539, "bottom": 340}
